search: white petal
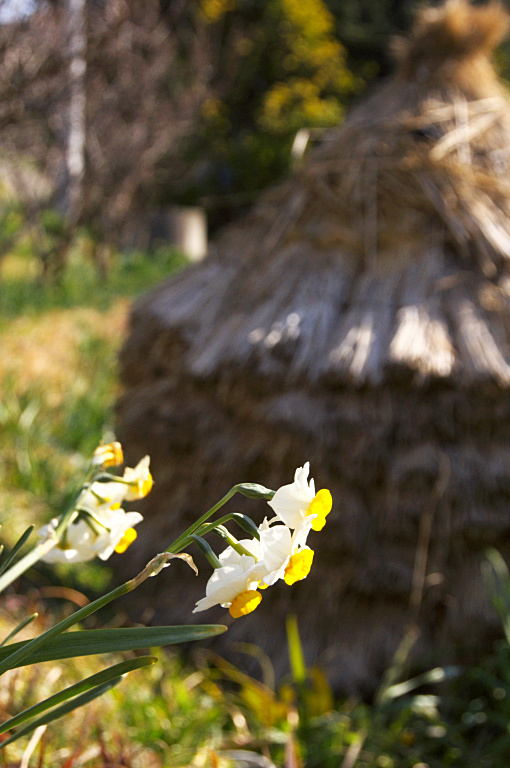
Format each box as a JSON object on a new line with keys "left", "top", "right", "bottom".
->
{"left": 219, "top": 540, "right": 260, "bottom": 567}
{"left": 294, "top": 462, "right": 309, "bottom": 487}
{"left": 291, "top": 517, "right": 314, "bottom": 550}
{"left": 267, "top": 464, "right": 316, "bottom": 528}
{"left": 194, "top": 558, "right": 265, "bottom": 613}
{"left": 259, "top": 525, "right": 292, "bottom": 572}
{"left": 193, "top": 595, "right": 219, "bottom": 613}
{"left": 123, "top": 511, "right": 144, "bottom": 527}
{"left": 267, "top": 489, "right": 309, "bottom": 528}
{"left": 79, "top": 482, "right": 127, "bottom": 510}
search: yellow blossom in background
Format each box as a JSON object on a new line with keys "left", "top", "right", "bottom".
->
{"left": 200, "top": 0, "right": 235, "bottom": 23}
{"left": 38, "top": 507, "right": 143, "bottom": 563}
{"left": 92, "top": 441, "right": 124, "bottom": 468}
{"left": 258, "top": 0, "right": 358, "bottom": 134}
{"left": 37, "top": 443, "right": 151, "bottom": 563}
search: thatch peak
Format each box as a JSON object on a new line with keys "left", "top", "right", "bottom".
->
{"left": 393, "top": 0, "right": 509, "bottom": 86}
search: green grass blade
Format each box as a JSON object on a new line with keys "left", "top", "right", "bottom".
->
{"left": 0, "top": 525, "right": 35, "bottom": 576}
{"left": 0, "top": 613, "right": 38, "bottom": 647}
{"left": 484, "top": 548, "right": 510, "bottom": 644}
{"left": 0, "top": 655, "right": 156, "bottom": 736}
{"left": 286, "top": 614, "right": 306, "bottom": 684}
{"left": 0, "top": 679, "right": 121, "bottom": 749}
{"left": 0, "top": 624, "right": 227, "bottom": 668}
{"left": 374, "top": 626, "right": 419, "bottom": 708}
{"left": 381, "top": 665, "right": 462, "bottom": 701}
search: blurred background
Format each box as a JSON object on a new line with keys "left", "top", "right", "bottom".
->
{"left": 5, "top": 1, "right": 510, "bottom": 766}
{"left": 0, "top": 0, "right": 415, "bottom": 259}
{"left": 0, "top": 0, "right": 422, "bottom": 583}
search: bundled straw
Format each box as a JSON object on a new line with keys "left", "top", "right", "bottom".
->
{"left": 118, "top": 1, "right": 510, "bottom": 695}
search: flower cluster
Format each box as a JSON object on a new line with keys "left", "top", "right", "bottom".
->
{"left": 39, "top": 444, "right": 152, "bottom": 564}
{"left": 193, "top": 463, "right": 332, "bottom": 619}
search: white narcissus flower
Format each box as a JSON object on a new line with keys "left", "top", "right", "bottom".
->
{"left": 75, "top": 457, "right": 153, "bottom": 513}
{"left": 258, "top": 519, "right": 314, "bottom": 587}
{"left": 78, "top": 480, "right": 128, "bottom": 512}
{"left": 193, "top": 464, "right": 331, "bottom": 619}
{"left": 193, "top": 555, "right": 266, "bottom": 618}
{"left": 268, "top": 462, "right": 332, "bottom": 532}
{"left": 123, "top": 456, "right": 153, "bottom": 500}
{"left": 39, "top": 507, "right": 143, "bottom": 564}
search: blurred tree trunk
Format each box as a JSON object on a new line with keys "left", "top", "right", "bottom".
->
{"left": 66, "top": 0, "right": 86, "bottom": 226}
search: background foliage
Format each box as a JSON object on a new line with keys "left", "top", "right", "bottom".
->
{"left": 0, "top": 0, "right": 422, "bottom": 244}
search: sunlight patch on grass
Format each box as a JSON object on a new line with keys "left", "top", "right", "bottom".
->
{"left": 0, "top": 300, "right": 128, "bottom": 404}
{"left": 0, "top": 246, "right": 186, "bottom": 545}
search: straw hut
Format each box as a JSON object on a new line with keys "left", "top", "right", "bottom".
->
{"left": 117, "top": 1, "right": 510, "bottom": 695}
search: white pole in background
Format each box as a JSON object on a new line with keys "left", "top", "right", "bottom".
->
{"left": 66, "top": 0, "right": 87, "bottom": 225}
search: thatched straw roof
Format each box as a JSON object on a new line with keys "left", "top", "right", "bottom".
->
{"left": 117, "top": 0, "right": 510, "bottom": 695}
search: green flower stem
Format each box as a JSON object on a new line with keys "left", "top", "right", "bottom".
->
{"left": 0, "top": 461, "right": 112, "bottom": 596}
{"left": 0, "top": 553, "right": 169, "bottom": 677}
{"left": 189, "top": 535, "right": 222, "bottom": 569}
{"left": 166, "top": 485, "right": 241, "bottom": 554}
{"left": 79, "top": 510, "right": 111, "bottom": 535}
{"left": 171, "top": 512, "right": 248, "bottom": 553}
{"left": 92, "top": 473, "right": 133, "bottom": 488}
{"left": 0, "top": 509, "right": 79, "bottom": 596}
{"left": 166, "top": 483, "right": 274, "bottom": 555}
{"left": 213, "top": 526, "right": 254, "bottom": 558}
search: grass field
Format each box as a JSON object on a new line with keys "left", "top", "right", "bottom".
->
{"left": 2, "top": 247, "right": 510, "bottom": 767}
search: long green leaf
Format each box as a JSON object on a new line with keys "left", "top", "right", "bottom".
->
{"left": 0, "top": 525, "right": 34, "bottom": 576}
{"left": 0, "top": 624, "right": 226, "bottom": 669}
{"left": 0, "top": 552, "right": 185, "bottom": 676}
{"left": 0, "top": 679, "right": 120, "bottom": 749}
{"left": 0, "top": 655, "right": 156, "bottom": 736}
{"left": 0, "top": 577, "right": 130, "bottom": 676}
